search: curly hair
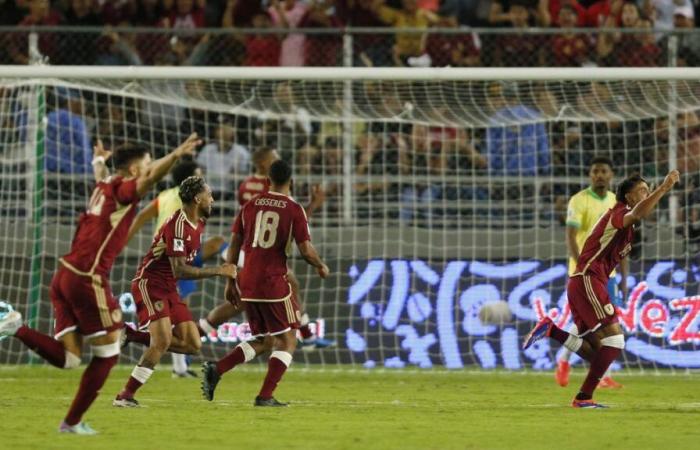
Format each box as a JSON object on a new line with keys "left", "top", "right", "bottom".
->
{"left": 178, "top": 176, "right": 207, "bottom": 203}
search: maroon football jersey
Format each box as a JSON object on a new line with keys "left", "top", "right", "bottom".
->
{"left": 238, "top": 175, "right": 270, "bottom": 207}
{"left": 133, "top": 209, "right": 204, "bottom": 292}
{"left": 574, "top": 202, "right": 634, "bottom": 281}
{"left": 61, "top": 176, "right": 139, "bottom": 276}
{"left": 232, "top": 191, "right": 310, "bottom": 301}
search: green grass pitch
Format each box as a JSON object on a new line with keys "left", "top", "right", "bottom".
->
{"left": 1, "top": 366, "right": 699, "bottom": 449}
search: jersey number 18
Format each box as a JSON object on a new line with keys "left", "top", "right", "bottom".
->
{"left": 252, "top": 210, "right": 280, "bottom": 249}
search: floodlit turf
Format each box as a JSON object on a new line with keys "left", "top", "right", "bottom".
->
{"left": 1, "top": 366, "right": 699, "bottom": 450}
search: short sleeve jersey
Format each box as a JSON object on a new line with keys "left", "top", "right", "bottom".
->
{"left": 133, "top": 210, "right": 204, "bottom": 292}
{"left": 232, "top": 191, "right": 310, "bottom": 301}
{"left": 238, "top": 175, "right": 270, "bottom": 207}
{"left": 566, "top": 188, "right": 617, "bottom": 275}
{"left": 61, "top": 176, "right": 140, "bottom": 277}
{"left": 574, "top": 202, "right": 634, "bottom": 282}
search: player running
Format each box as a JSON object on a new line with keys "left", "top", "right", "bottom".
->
{"left": 201, "top": 160, "right": 329, "bottom": 406}
{"left": 198, "top": 147, "right": 332, "bottom": 349}
{"left": 523, "top": 170, "right": 680, "bottom": 408}
{"left": 120, "top": 159, "right": 227, "bottom": 377}
{"left": 0, "top": 134, "right": 200, "bottom": 434}
{"left": 556, "top": 156, "right": 627, "bottom": 389}
{"left": 113, "top": 176, "right": 236, "bottom": 407}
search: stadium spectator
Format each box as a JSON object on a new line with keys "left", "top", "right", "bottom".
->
{"left": 541, "top": 0, "right": 587, "bottom": 27}
{"left": 235, "top": 11, "right": 284, "bottom": 67}
{"left": 56, "top": 0, "right": 101, "bottom": 65}
{"left": 485, "top": 83, "right": 551, "bottom": 176}
{"left": 584, "top": 0, "right": 623, "bottom": 27}
{"left": 492, "top": 3, "right": 545, "bottom": 66}
{"left": 425, "top": 15, "right": 481, "bottom": 67}
{"left": 268, "top": 0, "right": 309, "bottom": 66}
{"left": 300, "top": 0, "right": 343, "bottom": 66}
{"left": 643, "top": 0, "right": 695, "bottom": 30}
{"left": 677, "top": 110, "right": 700, "bottom": 174}
{"left": 597, "top": 2, "right": 661, "bottom": 66}
{"left": 10, "top": 0, "right": 62, "bottom": 65}
{"left": 549, "top": 4, "right": 592, "bottom": 66}
{"left": 370, "top": 0, "right": 440, "bottom": 67}
{"left": 221, "top": 0, "right": 264, "bottom": 26}
{"left": 196, "top": 121, "right": 251, "bottom": 193}
{"left": 336, "top": 0, "right": 390, "bottom": 66}
{"left": 45, "top": 88, "right": 92, "bottom": 174}
{"left": 488, "top": 0, "right": 549, "bottom": 26}
{"left": 164, "top": 0, "right": 205, "bottom": 29}
{"left": 95, "top": 28, "right": 143, "bottom": 65}
{"left": 675, "top": 5, "right": 700, "bottom": 66}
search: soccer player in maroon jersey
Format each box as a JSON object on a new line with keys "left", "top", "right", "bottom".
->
{"left": 0, "top": 134, "right": 201, "bottom": 434}
{"left": 201, "top": 159, "right": 329, "bottom": 406}
{"left": 199, "top": 147, "right": 329, "bottom": 347}
{"left": 113, "top": 176, "right": 237, "bottom": 407}
{"left": 523, "top": 170, "right": 680, "bottom": 408}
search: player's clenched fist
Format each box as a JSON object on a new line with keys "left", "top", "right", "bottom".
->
{"left": 219, "top": 263, "right": 237, "bottom": 279}
{"left": 317, "top": 263, "right": 330, "bottom": 279}
{"left": 663, "top": 170, "right": 680, "bottom": 189}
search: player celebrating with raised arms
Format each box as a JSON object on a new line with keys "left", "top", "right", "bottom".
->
{"left": 557, "top": 156, "right": 627, "bottom": 389}
{"left": 201, "top": 160, "right": 329, "bottom": 406}
{"left": 523, "top": 170, "right": 680, "bottom": 408}
{"left": 113, "top": 176, "right": 236, "bottom": 407}
{"left": 0, "top": 134, "right": 201, "bottom": 434}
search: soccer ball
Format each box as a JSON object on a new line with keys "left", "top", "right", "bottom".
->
{"left": 478, "top": 301, "right": 513, "bottom": 325}
{"left": 0, "top": 301, "right": 13, "bottom": 320}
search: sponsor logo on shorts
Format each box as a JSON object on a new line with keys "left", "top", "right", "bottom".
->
{"left": 604, "top": 304, "right": 615, "bottom": 316}
{"left": 154, "top": 301, "right": 164, "bottom": 312}
{"left": 111, "top": 309, "right": 123, "bottom": 323}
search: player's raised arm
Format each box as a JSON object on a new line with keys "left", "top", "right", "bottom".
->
{"left": 135, "top": 133, "right": 201, "bottom": 197}
{"left": 297, "top": 240, "right": 329, "bottom": 279}
{"left": 621, "top": 170, "right": 680, "bottom": 228}
{"left": 126, "top": 199, "right": 158, "bottom": 242}
{"left": 91, "top": 139, "right": 112, "bottom": 182}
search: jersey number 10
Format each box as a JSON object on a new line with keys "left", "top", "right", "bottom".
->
{"left": 252, "top": 210, "right": 280, "bottom": 249}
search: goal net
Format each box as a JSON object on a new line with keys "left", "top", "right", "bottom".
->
{"left": 1, "top": 66, "right": 700, "bottom": 372}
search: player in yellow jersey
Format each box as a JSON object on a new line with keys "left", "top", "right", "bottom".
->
{"left": 123, "top": 159, "right": 227, "bottom": 377}
{"left": 556, "top": 156, "right": 628, "bottom": 388}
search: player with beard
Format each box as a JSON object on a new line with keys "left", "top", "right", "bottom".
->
{"left": 113, "top": 176, "right": 237, "bottom": 407}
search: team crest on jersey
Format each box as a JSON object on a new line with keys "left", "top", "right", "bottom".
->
{"left": 174, "top": 239, "right": 184, "bottom": 252}
{"left": 604, "top": 304, "right": 615, "bottom": 316}
{"left": 154, "top": 301, "right": 164, "bottom": 312}
{"left": 111, "top": 309, "right": 123, "bottom": 323}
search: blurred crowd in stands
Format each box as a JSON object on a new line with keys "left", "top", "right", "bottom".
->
{"left": 1, "top": 0, "right": 699, "bottom": 67}
{"left": 1, "top": 0, "right": 700, "bottom": 238}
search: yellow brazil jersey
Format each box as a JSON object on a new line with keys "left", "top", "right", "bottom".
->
{"left": 566, "top": 187, "right": 616, "bottom": 276}
{"left": 154, "top": 187, "right": 183, "bottom": 234}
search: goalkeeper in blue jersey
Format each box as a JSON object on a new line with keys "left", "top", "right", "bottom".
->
{"left": 557, "top": 156, "right": 628, "bottom": 389}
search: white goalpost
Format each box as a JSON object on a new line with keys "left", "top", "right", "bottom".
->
{"left": 1, "top": 65, "right": 700, "bottom": 372}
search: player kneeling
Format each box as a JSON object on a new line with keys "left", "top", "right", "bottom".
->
{"left": 114, "top": 176, "right": 236, "bottom": 407}
{"left": 201, "top": 160, "right": 329, "bottom": 406}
